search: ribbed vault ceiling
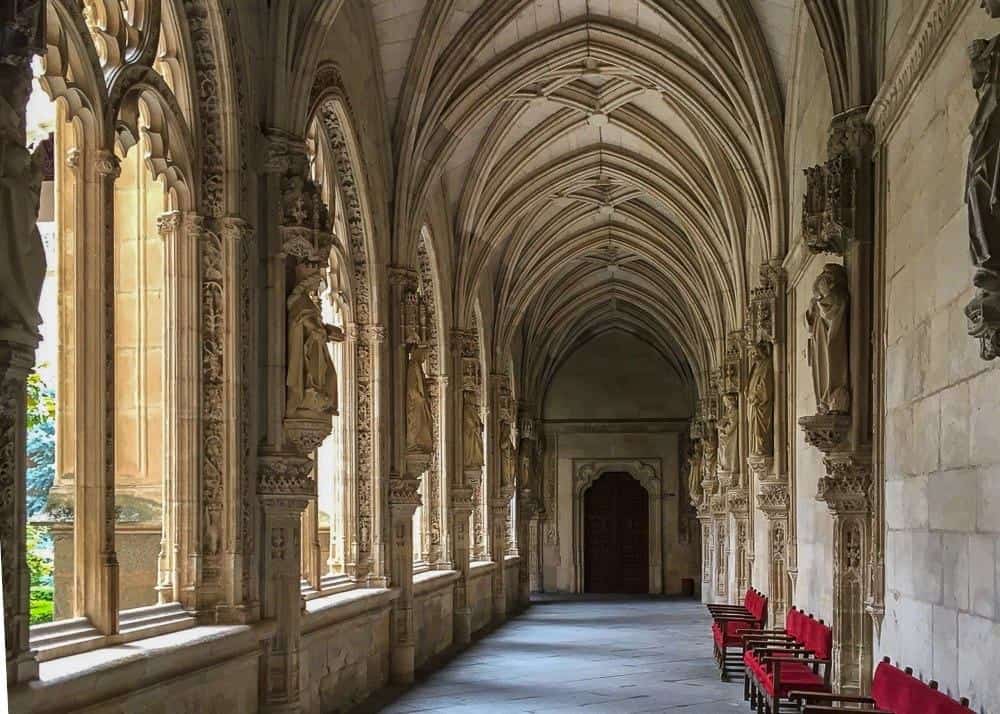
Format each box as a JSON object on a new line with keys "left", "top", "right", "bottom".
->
{"left": 381, "top": 0, "right": 793, "bottom": 403}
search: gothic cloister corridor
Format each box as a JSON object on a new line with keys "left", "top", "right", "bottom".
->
{"left": 378, "top": 598, "right": 744, "bottom": 714}
{"left": 4, "top": 0, "right": 1000, "bottom": 713}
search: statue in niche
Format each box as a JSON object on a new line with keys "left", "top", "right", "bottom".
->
{"left": 462, "top": 390, "right": 484, "bottom": 468}
{"left": 0, "top": 61, "right": 45, "bottom": 339}
{"left": 716, "top": 394, "right": 739, "bottom": 473}
{"left": 687, "top": 440, "right": 703, "bottom": 504}
{"left": 746, "top": 342, "right": 774, "bottom": 457}
{"left": 405, "top": 343, "right": 434, "bottom": 455}
{"left": 966, "top": 9, "right": 1000, "bottom": 359}
{"left": 701, "top": 426, "right": 718, "bottom": 487}
{"left": 805, "top": 263, "right": 850, "bottom": 414}
{"left": 501, "top": 431, "right": 516, "bottom": 490}
{"left": 286, "top": 263, "right": 344, "bottom": 418}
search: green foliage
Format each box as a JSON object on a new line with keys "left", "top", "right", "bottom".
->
{"left": 25, "top": 369, "right": 56, "bottom": 517}
{"left": 27, "top": 525, "right": 54, "bottom": 625}
{"left": 26, "top": 370, "right": 55, "bottom": 430}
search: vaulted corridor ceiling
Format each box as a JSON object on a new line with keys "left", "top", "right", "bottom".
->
{"left": 378, "top": 0, "right": 794, "bottom": 395}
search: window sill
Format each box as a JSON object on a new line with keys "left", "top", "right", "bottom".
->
{"left": 301, "top": 573, "right": 357, "bottom": 600}
{"left": 469, "top": 560, "right": 495, "bottom": 577}
{"left": 29, "top": 602, "right": 197, "bottom": 663}
{"left": 12, "top": 622, "right": 266, "bottom": 714}
{"left": 414, "top": 569, "right": 458, "bottom": 596}
{"left": 302, "top": 587, "right": 399, "bottom": 635}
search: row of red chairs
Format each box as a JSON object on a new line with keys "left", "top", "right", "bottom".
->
{"left": 707, "top": 588, "right": 768, "bottom": 680}
{"left": 743, "top": 606, "right": 832, "bottom": 713}
{"left": 793, "top": 656, "right": 973, "bottom": 714}
{"left": 709, "top": 591, "right": 976, "bottom": 713}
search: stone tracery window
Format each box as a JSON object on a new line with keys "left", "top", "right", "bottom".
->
{"left": 24, "top": 0, "right": 198, "bottom": 644}
{"left": 300, "top": 117, "right": 352, "bottom": 594}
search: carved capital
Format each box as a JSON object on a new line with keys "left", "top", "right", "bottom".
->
{"left": 817, "top": 451, "right": 873, "bottom": 515}
{"left": 156, "top": 210, "right": 183, "bottom": 237}
{"left": 726, "top": 488, "right": 750, "bottom": 515}
{"left": 360, "top": 324, "right": 385, "bottom": 345}
{"left": 257, "top": 454, "right": 315, "bottom": 499}
{"left": 219, "top": 216, "right": 254, "bottom": 243}
{"left": 451, "top": 486, "right": 475, "bottom": 514}
{"left": 388, "top": 474, "right": 422, "bottom": 509}
{"left": 283, "top": 417, "right": 332, "bottom": 455}
{"left": 93, "top": 150, "right": 120, "bottom": 180}
{"left": 757, "top": 480, "right": 790, "bottom": 519}
{"left": 798, "top": 413, "right": 851, "bottom": 454}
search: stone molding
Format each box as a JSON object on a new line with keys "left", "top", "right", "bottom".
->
{"left": 867, "top": 0, "right": 970, "bottom": 144}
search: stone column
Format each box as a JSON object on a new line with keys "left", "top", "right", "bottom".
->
{"left": 257, "top": 457, "right": 314, "bottom": 713}
{"left": 1, "top": 344, "right": 40, "bottom": 684}
{"left": 798, "top": 110, "right": 876, "bottom": 695}
{"left": 256, "top": 131, "right": 336, "bottom": 711}
{"left": 516, "top": 487, "right": 539, "bottom": 608}
{"left": 388, "top": 467, "right": 423, "bottom": 684}
{"left": 450, "top": 482, "right": 475, "bottom": 645}
{"left": 490, "top": 494, "right": 512, "bottom": 622}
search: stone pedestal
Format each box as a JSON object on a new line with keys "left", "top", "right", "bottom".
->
{"left": 490, "top": 492, "right": 513, "bottom": 623}
{"left": 451, "top": 480, "right": 476, "bottom": 646}
{"left": 388, "top": 469, "right": 422, "bottom": 684}
{"left": 817, "top": 450, "right": 873, "bottom": 695}
{"left": 257, "top": 454, "right": 314, "bottom": 713}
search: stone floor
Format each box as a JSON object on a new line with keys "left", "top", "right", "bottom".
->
{"left": 377, "top": 597, "right": 747, "bottom": 713}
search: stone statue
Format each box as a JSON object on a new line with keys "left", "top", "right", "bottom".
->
{"left": 701, "top": 426, "right": 718, "bottom": 487}
{"left": 687, "top": 440, "right": 703, "bottom": 504}
{"left": 716, "top": 394, "right": 739, "bottom": 473}
{"left": 966, "top": 11, "right": 1000, "bottom": 358}
{"left": 286, "top": 264, "right": 344, "bottom": 418}
{"left": 501, "top": 432, "right": 516, "bottom": 490}
{"left": 462, "top": 390, "right": 484, "bottom": 468}
{"left": 746, "top": 342, "right": 774, "bottom": 456}
{"left": 806, "top": 264, "right": 850, "bottom": 414}
{"left": 405, "top": 344, "right": 434, "bottom": 455}
{"left": 0, "top": 62, "right": 45, "bottom": 340}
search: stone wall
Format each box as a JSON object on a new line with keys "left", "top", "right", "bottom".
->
{"left": 469, "top": 564, "right": 495, "bottom": 633}
{"left": 414, "top": 574, "right": 455, "bottom": 668}
{"left": 878, "top": 5, "right": 1000, "bottom": 710}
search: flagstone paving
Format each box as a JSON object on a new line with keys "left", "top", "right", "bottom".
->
{"left": 377, "top": 597, "right": 747, "bottom": 713}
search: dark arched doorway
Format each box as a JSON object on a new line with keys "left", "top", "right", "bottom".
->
{"left": 584, "top": 472, "right": 649, "bottom": 593}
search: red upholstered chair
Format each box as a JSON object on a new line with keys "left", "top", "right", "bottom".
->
{"left": 746, "top": 612, "right": 831, "bottom": 714}
{"left": 792, "top": 657, "right": 974, "bottom": 714}
{"left": 742, "top": 607, "right": 808, "bottom": 701}
{"left": 710, "top": 589, "right": 768, "bottom": 680}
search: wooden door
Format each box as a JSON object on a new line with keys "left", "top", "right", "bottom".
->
{"left": 584, "top": 472, "right": 649, "bottom": 593}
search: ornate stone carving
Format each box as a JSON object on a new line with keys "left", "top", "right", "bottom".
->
{"left": 798, "top": 413, "right": 851, "bottom": 453}
{"left": 806, "top": 264, "right": 850, "bottom": 415}
{"left": 388, "top": 474, "right": 422, "bottom": 508}
{"left": 817, "top": 452, "right": 873, "bottom": 515}
{"left": 966, "top": 10, "right": 1000, "bottom": 360}
{"left": 747, "top": 261, "right": 784, "bottom": 345}
{"left": 756, "top": 480, "right": 790, "bottom": 518}
{"left": 802, "top": 153, "right": 854, "bottom": 255}
{"left": 257, "top": 455, "right": 316, "bottom": 499}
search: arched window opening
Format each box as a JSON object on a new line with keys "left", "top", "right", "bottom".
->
{"left": 24, "top": 56, "right": 79, "bottom": 627}
{"left": 112, "top": 103, "right": 172, "bottom": 611}
{"left": 301, "top": 118, "right": 351, "bottom": 595}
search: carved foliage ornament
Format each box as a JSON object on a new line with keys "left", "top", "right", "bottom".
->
{"left": 802, "top": 155, "right": 855, "bottom": 254}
